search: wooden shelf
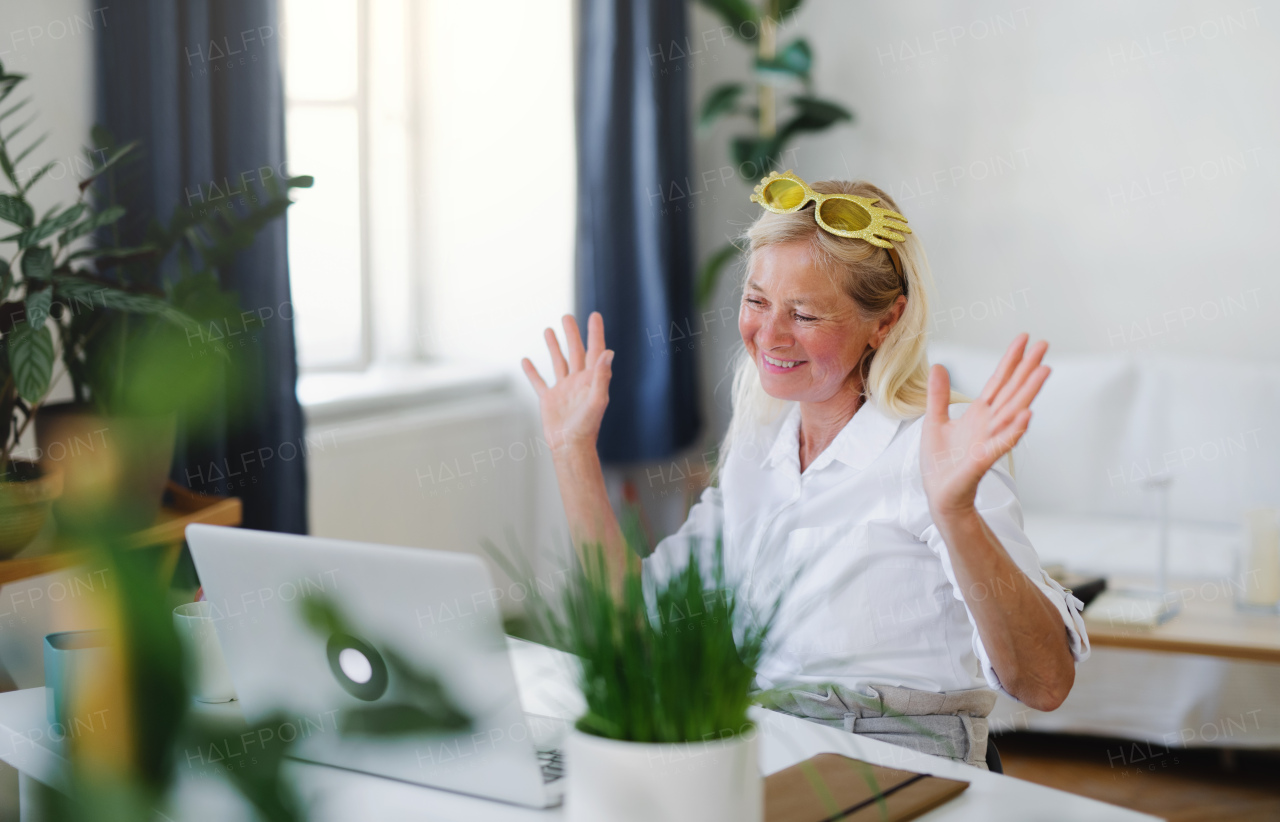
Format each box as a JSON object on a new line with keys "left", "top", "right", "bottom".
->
{"left": 0, "top": 482, "right": 242, "bottom": 586}
{"left": 1086, "top": 576, "right": 1280, "bottom": 664}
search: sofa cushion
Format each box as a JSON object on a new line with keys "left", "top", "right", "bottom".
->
{"left": 1133, "top": 353, "right": 1280, "bottom": 525}
{"left": 1022, "top": 512, "right": 1239, "bottom": 579}
{"left": 928, "top": 343, "right": 1280, "bottom": 527}
{"left": 928, "top": 343, "right": 1148, "bottom": 518}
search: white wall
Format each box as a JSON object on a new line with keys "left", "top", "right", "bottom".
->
{"left": 1, "top": 0, "right": 96, "bottom": 432}
{"left": 0, "top": 8, "right": 94, "bottom": 812}
{"left": 413, "top": 0, "right": 577, "bottom": 570}
{"left": 0, "top": 0, "right": 96, "bottom": 220}
{"left": 304, "top": 387, "right": 548, "bottom": 617}
{"left": 690, "top": 0, "right": 1279, "bottom": 440}
{"left": 416, "top": 0, "right": 576, "bottom": 369}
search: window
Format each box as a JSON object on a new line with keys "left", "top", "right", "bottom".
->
{"left": 282, "top": 0, "right": 575, "bottom": 374}
{"left": 282, "top": 0, "right": 413, "bottom": 370}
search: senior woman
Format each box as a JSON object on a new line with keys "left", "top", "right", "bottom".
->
{"left": 521, "top": 175, "right": 1089, "bottom": 769}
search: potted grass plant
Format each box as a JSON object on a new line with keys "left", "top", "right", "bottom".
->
{"left": 492, "top": 528, "right": 778, "bottom": 822}
{"left": 0, "top": 59, "right": 310, "bottom": 536}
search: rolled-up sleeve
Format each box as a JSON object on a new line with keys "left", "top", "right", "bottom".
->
{"left": 900, "top": 410, "right": 1090, "bottom": 699}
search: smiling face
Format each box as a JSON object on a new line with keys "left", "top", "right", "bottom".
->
{"left": 740, "top": 241, "right": 899, "bottom": 408}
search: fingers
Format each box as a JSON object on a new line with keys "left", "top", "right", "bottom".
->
{"left": 963, "top": 408, "right": 1031, "bottom": 478}
{"left": 990, "top": 364, "right": 1050, "bottom": 431}
{"left": 563, "top": 314, "right": 587, "bottom": 372}
{"left": 585, "top": 311, "right": 606, "bottom": 368}
{"left": 987, "top": 408, "right": 1032, "bottom": 461}
{"left": 992, "top": 338, "right": 1048, "bottom": 410}
{"left": 521, "top": 357, "right": 548, "bottom": 397}
{"left": 977, "top": 333, "right": 1028, "bottom": 404}
{"left": 544, "top": 327, "right": 569, "bottom": 381}
{"left": 925, "top": 363, "right": 951, "bottom": 424}
{"left": 590, "top": 349, "right": 615, "bottom": 404}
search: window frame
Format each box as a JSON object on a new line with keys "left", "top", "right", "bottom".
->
{"left": 282, "top": 0, "right": 423, "bottom": 372}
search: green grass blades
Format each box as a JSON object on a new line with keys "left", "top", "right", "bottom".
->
{"left": 489, "top": 522, "right": 779, "bottom": 745}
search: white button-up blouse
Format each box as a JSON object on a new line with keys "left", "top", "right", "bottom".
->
{"left": 645, "top": 395, "right": 1090, "bottom": 701}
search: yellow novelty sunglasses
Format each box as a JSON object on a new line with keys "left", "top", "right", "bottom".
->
{"left": 750, "top": 170, "right": 911, "bottom": 283}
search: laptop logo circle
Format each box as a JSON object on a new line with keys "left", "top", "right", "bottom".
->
{"left": 339, "top": 648, "right": 373, "bottom": 683}
{"left": 326, "top": 633, "right": 388, "bottom": 701}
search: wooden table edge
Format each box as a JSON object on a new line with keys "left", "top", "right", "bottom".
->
{"left": 1087, "top": 631, "right": 1280, "bottom": 664}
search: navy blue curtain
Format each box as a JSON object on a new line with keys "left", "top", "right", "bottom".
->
{"left": 577, "top": 0, "right": 701, "bottom": 464}
{"left": 95, "top": 1, "right": 306, "bottom": 534}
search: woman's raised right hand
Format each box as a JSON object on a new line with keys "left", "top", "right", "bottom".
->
{"left": 521, "top": 312, "right": 614, "bottom": 455}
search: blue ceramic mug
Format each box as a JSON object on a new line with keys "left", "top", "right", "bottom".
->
{"left": 43, "top": 630, "right": 110, "bottom": 729}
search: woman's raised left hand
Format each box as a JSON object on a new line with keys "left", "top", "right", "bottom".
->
{"left": 920, "top": 333, "right": 1050, "bottom": 519}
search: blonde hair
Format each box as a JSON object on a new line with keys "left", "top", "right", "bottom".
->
{"left": 722, "top": 179, "right": 969, "bottom": 459}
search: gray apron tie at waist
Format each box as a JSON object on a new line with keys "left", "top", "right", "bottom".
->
{"left": 763, "top": 683, "right": 998, "bottom": 769}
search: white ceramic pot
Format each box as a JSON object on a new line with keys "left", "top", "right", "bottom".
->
{"left": 565, "top": 726, "right": 761, "bottom": 822}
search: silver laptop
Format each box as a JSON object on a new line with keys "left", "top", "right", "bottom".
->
{"left": 184, "top": 524, "right": 567, "bottom": 808}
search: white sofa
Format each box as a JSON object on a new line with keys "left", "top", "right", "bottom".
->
{"left": 928, "top": 342, "right": 1280, "bottom": 748}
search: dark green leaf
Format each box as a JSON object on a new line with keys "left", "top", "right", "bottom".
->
{"left": 696, "top": 243, "right": 741, "bottom": 307}
{"left": 287, "top": 174, "right": 314, "bottom": 189}
{"left": 25, "top": 287, "right": 52, "bottom": 328}
{"left": 102, "top": 290, "right": 196, "bottom": 329}
{"left": 19, "top": 161, "right": 54, "bottom": 195}
{"left": 89, "top": 123, "right": 114, "bottom": 151}
{"left": 299, "top": 595, "right": 344, "bottom": 636}
{"left": 7, "top": 320, "right": 54, "bottom": 402}
{"left": 699, "top": 83, "right": 745, "bottom": 130}
{"left": 50, "top": 275, "right": 108, "bottom": 312}
{"left": 779, "top": 95, "right": 853, "bottom": 142}
{"left": 2, "top": 112, "right": 36, "bottom": 144}
{"left": 12, "top": 131, "right": 48, "bottom": 167}
{"left": 0, "top": 148, "right": 15, "bottom": 189}
{"left": 50, "top": 202, "right": 86, "bottom": 230}
{"left": 777, "top": 0, "right": 804, "bottom": 16}
{"left": 0, "top": 96, "right": 31, "bottom": 124}
{"left": 731, "top": 135, "right": 782, "bottom": 176}
{"left": 789, "top": 95, "right": 853, "bottom": 122}
{"left": 7, "top": 203, "right": 84, "bottom": 248}
{"left": 695, "top": 0, "right": 760, "bottom": 40}
{"left": 65, "top": 244, "right": 158, "bottom": 266}
{"left": 0, "top": 259, "right": 10, "bottom": 297}
{"left": 0, "top": 193, "right": 33, "bottom": 227}
{"left": 298, "top": 596, "right": 470, "bottom": 737}
{"left": 382, "top": 648, "right": 472, "bottom": 731}
{"left": 77, "top": 139, "right": 139, "bottom": 193}
{"left": 58, "top": 204, "right": 126, "bottom": 246}
{"left": 20, "top": 245, "right": 52, "bottom": 280}
{"left": 52, "top": 275, "right": 196, "bottom": 329}
{"left": 170, "top": 270, "right": 245, "bottom": 325}
{"left": 0, "top": 72, "right": 24, "bottom": 106}
{"left": 755, "top": 38, "right": 812, "bottom": 80}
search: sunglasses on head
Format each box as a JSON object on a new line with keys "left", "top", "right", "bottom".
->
{"left": 750, "top": 170, "right": 911, "bottom": 286}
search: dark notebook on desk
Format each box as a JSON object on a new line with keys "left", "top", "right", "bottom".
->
{"left": 766, "top": 753, "right": 969, "bottom": 822}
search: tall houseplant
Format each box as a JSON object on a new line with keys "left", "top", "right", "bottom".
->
{"left": 694, "top": 0, "right": 853, "bottom": 305}
{"left": 0, "top": 60, "right": 310, "bottom": 537}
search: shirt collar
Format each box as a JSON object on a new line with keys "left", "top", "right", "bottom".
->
{"left": 763, "top": 394, "right": 905, "bottom": 474}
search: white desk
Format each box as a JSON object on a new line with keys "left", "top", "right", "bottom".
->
{"left": 0, "top": 639, "right": 1157, "bottom": 821}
